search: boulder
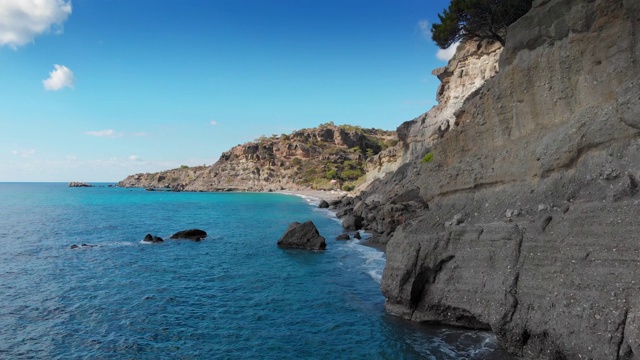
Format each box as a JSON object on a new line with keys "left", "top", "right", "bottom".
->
{"left": 170, "top": 229, "right": 207, "bottom": 240}
{"left": 277, "top": 221, "right": 326, "bottom": 250}
{"left": 318, "top": 200, "right": 330, "bottom": 209}
{"left": 353, "top": 232, "right": 362, "bottom": 240}
{"left": 143, "top": 234, "right": 164, "bottom": 243}
{"left": 341, "top": 214, "right": 364, "bottom": 231}
{"left": 336, "top": 234, "right": 350, "bottom": 241}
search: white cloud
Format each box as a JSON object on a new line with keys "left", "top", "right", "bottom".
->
{"left": 436, "top": 41, "right": 460, "bottom": 62}
{"left": 0, "top": 0, "right": 72, "bottom": 48}
{"left": 43, "top": 64, "right": 75, "bottom": 90}
{"left": 128, "top": 155, "right": 142, "bottom": 162}
{"left": 210, "top": 120, "right": 218, "bottom": 126}
{"left": 11, "top": 149, "right": 36, "bottom": 158}
{"left": 84, "top": 129, "right": 121, "bottom": 137}
{"left": 417, "top": 19, "right": 430, "bottom": 39}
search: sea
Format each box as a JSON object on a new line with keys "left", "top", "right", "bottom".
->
{"left": 0, "top": 183, "right": 514, "bottom": 359}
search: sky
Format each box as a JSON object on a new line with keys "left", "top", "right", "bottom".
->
{"left": 0, "top": 0, "right": 457, "bottom": 182}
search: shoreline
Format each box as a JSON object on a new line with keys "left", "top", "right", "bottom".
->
{"left": 277, "top": 189, "right": 387, "bottom": 254}
{"left": 276, "top": 189, "right": 349, "bottom": 202}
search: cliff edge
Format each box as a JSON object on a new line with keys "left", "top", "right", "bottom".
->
{"left": 346, "top": 0, "right": 640, "bottom": 358}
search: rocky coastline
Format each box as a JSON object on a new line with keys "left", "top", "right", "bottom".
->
{"left": 117, "top": 0, "right": 640, "bottom": 357}
{"left": 333, "top": 0, "right": 640, "bottom": 358}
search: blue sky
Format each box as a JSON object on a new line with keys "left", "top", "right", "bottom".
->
{"left": 0, "top": 0, "right": 455, "bottom": 182}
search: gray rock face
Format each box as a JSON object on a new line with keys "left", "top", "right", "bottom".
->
{"left": 341, "top": 214, "right": 364, "bottom": 231}
{"left": 277, "top": 221, "right": 326, "bottom": 250}
{"left": 374, "top": 0, "right": 640, "bottom": 359}
{"left": 170, "top": 229, "right": 207, "bottom": 241}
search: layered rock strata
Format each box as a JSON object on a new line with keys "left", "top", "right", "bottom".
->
{"left": 354, "top": 0, "right": 640, "bottom": 358}
{"left": 359, "top": 39, "right": 503, "bottom": 191}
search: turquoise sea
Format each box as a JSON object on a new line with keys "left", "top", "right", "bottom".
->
{"left": 0, "top": 183, "right": 512, "bottom": 359}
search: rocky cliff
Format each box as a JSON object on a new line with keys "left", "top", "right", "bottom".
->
{"left": 118, "top": 124, "right": 396, "bottom": 192}
{"left": 340, "top": 0, "right": 640, "bottom": 358}
{"left": 359, "top": 39, "right": 503, "bottom": 191}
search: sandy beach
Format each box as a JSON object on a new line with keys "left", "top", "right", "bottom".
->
{"left": 277, "top": 189, "right": 349, "bottom": 202}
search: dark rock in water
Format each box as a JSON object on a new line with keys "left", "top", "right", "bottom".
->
{"left": 143, "top": 234, "right": 164, "bottom": 243}
{"left": 68, "top": 182, "right": 92, "bottom": 187}
{"left": 70, "top": 243, "right": 96, "bottom": 249}
{"left": 170, "top": 229, "right": 207, "bottom": 240}
{"left": 342, "top": 214, "right": 364, "bottom": 231}
{"left": 318, "top": 200, "right": 330, "bottom": 209}
{"left": 354, "top": 232, "right": 362, "bottom": 240}
{"left": 277, "top": 221, "right": 326, "bottom": 250}
{"left": 336, "top": 234, "right": 350, "bottom": 241}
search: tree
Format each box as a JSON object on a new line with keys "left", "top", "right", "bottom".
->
{"left": 431, "top": 0, "right": 532, "bottom": 48}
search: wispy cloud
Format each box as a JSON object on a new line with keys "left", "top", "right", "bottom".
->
{"left": 0, "top": 0, "right": 72, "bottom": 49}
{"left": 84, "top": 129, "right": 121, "bottom": 137}
{"left": 417, "top": 19, "right": 430, "bottom": 39}
{"left": 11, "top": 149, "right": 36, "bottom": 158}
{"left": 210, "top": 120, "right": 219, "bottom": 126}
{"left": 43, "top": 64, "right": 75, "bottom": 91}
{"left": 128, "top": 155, "right": 142, "bottom": 162}
{"left": 436, "top": 42, "right": 460, "bottom": 62}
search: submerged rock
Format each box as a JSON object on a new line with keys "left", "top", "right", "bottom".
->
{"left": 170, "top": 229, "right": 207, "bottom": 240}
{"left": 277, "top": 221, "right": 326, "bottom": 250}
{"left": 70, "top": 243, "right": 96, "bottom": 249}
{"left": 143, "top": 234, "right": 164, "bottom": 243}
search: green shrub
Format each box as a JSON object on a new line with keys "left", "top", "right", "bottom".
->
{"left": 180, "top": 165, "right": 189, "bottom": 169}
{"left": 342, "top": 184, "right": 355, "bottom": 191}
{"left": 420, "top": 152, "right": 434, "bottom": 163}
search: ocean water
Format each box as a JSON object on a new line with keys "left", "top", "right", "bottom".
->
{"left": 0, "top": 183, "right": 513, "bottom": 359}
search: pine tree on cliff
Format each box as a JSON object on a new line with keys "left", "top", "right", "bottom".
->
{"left": 431, "top": 0, "right": 533, "bottom": 48}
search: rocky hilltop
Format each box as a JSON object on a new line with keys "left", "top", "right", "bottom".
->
{"left": 334, "top": 0, "right": 640, "bottom": 358}
{"left": 119, "top": 124, "right": 396, "bottom": 192}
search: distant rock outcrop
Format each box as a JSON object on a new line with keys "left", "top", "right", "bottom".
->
{"left": 170, "top": 229, "right": 207, "bottom": 241}
{"left": 277, "top": 221, "right": 326, "bottom": 250}
{"left": 68, "top": 182, "right": 92, "bottom": 187}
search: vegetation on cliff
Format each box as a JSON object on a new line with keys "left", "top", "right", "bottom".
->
{"left": 119, "top": 123, "right": 396, "bottom": 192}
{"left": 431, "top": 0, "right": 533, "bottom": 47}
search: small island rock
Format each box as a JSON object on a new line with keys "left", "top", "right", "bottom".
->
{"left": 336, "top": 234, "right": 350, "bottom": 240}
{"left": 68, "top": 182, "right": 92, "bottom": 187}
{"left": 170, "top": 229, "right": 207, "bottom": 240}
{"left": 277, "top": 221, "right": 326, "bottom": 250}
{"left": 354, "top": 232, "right": 362, "bottom": 240}
{"left": 143, "top": 234, "right": 164, "bottom": 243}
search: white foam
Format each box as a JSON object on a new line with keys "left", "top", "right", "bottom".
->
{"left": 342, "top": 235, "right": 386, "bottom": 284}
